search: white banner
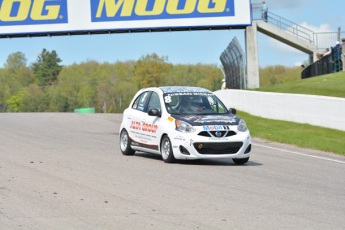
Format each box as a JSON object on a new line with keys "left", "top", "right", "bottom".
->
{"left": 0, "top": 0, "right": 252, "bottom": 36}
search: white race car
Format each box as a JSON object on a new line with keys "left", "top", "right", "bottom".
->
{"left": 119, "top": 86, "right": 252, "bottom": 164}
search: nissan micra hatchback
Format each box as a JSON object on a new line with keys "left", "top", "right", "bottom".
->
{"left": 120, "top": 86, "right": 252, "bottom": 164}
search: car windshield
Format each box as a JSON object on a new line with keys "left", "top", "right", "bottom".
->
{"left": 163, "top": 92, "right": 228, "bottom": 115}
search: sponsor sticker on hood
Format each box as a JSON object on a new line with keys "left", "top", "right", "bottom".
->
{"left": 171, "top": 114, "right": 240, "bottom": 126}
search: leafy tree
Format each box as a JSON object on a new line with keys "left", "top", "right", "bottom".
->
{"left": 15, "top": 66, "right": 33, "bottom": 86}
{"left": 133, "top": 53, "right": 172, "bottom": 88}
{"left": 6, "top": 91, "right": 24, "bottom": 112}
{"left": 20, "top": 84, "right": 50, "bottom": 112}
{"left": 207, "top": 73, "right": 220, "bottom": 91}
{"left": 0, "top": 53, "right": 32, "bottom": 99}
{"left": 167, "top": 63, "right": 223, "bottom": 90}
{"left": 167, "top": 64, "right": 196, "bottom": 86}
{"left": 57, "top": 65, "right": 82, "bottom": 111}
{"left": 78, "top": 85, "right": 96, "bottom": 108}
{"left": 46, "top": 86, "right": 69, "bottom": 112}
{"left": 32, "top": 49, "right": 63, "bottom": 86}
{"left": 1, "top": 55, "right": 229, "bottom": 113}
{"left": 0, "top": 69, "right": 9, "bottom": 102}
{"left": 4, "top": 52, "right": 27, "bottom": 72}
{"left": 0, "top": 69, "right": 22, "bottom": 99}
{"left": 55, "top": 95, "right": 69, "bottom": 112}
{"left": 96, "top": 81, "right": 115, "bottom": 112}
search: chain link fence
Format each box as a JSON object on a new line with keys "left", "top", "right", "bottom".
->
{"left": 220, "top": 37, "right": 246, "bottom": 89}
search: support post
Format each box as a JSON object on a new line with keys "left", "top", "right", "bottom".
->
{"left": 245, "top": 22, "right": 260, "bottom": 89}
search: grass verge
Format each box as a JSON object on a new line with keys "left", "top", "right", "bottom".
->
{"left": 237, "top": 110, "right": 345, "bottom": 156}
{"left": 253, "top": 71, "right": 345, "bottom": 98}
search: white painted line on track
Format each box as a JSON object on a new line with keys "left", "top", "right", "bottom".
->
{"left": 253, "top": 143, "right": 345, "bottom": 164}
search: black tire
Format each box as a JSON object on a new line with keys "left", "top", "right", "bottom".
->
{"left": 120, "top": 129, "right": 135, "bottom": 155}
{"left": 232, "top": 157, "right": 249, "bottom": 165}
{"left": 160, "top": 135, "right": 175, "bottom": 163}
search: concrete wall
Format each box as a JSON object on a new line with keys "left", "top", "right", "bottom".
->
{"left": 214, "top": 90, "right": 345, "bottom": 131}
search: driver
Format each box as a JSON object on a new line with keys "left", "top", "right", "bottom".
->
{"left": 178, "top": 96, "right": 203, "bottom": 113}
{"left": 178, "top": 97, "right": 192, "bottom": 113}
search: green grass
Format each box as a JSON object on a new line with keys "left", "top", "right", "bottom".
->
{"left": 237, "top": 110, "right": 345, "bottom": 156}
{"left": 252, "top": 71, "right": 345, "bottom": 98}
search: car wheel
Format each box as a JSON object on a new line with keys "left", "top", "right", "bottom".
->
{"left": 160, "top": 135, "right": 175, "bottom": 163}
{"left": 120, "top": 129, "right": 135, "bottom": 155}
{"left": 232, "top": 157, "right": 249, "bottom": 165}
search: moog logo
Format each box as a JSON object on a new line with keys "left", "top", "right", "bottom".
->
{"left": 0, "top": 0, "right": 68, "bottom": 26}
{"left": 91, "top": 0, "right": 235, "bottom": 22}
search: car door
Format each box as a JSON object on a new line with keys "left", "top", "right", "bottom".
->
{"left": 143, "top": 91, "right": 162, "bottom": 151}
{"left": 129, "top": 91, "right": 152, "bottom": 147}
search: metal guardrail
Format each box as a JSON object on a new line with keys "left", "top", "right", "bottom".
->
{"left": 315, "top": 32, "right": 345, "bottom": 49}
{"left": 266, "top": 12, "right": 314, "bottom": 43}
{"left": 251, "top": 4, "right": 345, "bottom": 50}
{"left": 252, "top": 4, "right": 314, "bottom": 43}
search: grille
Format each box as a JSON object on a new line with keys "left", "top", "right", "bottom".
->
{"left": 193, "top": 142, "right": 243, "bottom": 155}
{"left": 198, "top": 131, "right": 237, "bottom": 138}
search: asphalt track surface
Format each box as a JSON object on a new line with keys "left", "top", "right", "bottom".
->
{"left": 1, "top": 113, "right": 345, "bottom": 230}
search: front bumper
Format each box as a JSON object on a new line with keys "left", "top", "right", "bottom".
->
{"left": 169, "top": 128, "right": 252, "bottom": 160}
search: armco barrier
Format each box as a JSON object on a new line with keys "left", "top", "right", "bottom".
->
{"left": 214, "top": 90, "right": 345, "bottom": 132}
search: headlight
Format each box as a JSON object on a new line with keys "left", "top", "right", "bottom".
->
{"left": 237, "top": 119, "right": 248, "bottom": 132}
{"left": 175, "top": 120, "right": 196, "bottom": 133}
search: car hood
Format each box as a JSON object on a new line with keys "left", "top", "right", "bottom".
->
{"left": 170, "top": 114, "right": 240, "bottom": 126}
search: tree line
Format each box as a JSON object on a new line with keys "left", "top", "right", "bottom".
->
{"left": 0, "top": 50, "right": 224, "bottom": 113}
{"left": 259, "top": 65, "right": 302, "bottom": 87}
{"left": 0, "top": 49, "right": 303, "bottom": 113}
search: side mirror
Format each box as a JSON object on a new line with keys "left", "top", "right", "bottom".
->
{"left": 229, "top": 108, "right": 237, "bottom": 115}
{"left": 148, "top": 109, "right": 161, "bottom": 117}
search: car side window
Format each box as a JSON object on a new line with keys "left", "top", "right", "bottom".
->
{"left": 147, "top": 92, "right": 161, "bottom": 113}
{"left": 132, "top": 91, "right": 151, "bottom": 112}
{"left": 207, "top": 95, "right": 227, "bottom": 113}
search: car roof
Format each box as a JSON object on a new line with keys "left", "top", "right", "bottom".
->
{"left": 157, "top": 86, "right": 212, "bottom": 94}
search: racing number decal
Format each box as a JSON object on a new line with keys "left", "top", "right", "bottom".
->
{"left": 164, "top": 96, "right": 172, "bottom": 103}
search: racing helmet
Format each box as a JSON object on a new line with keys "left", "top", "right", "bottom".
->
{"left": 189, "top": 96, "right": 203, "bottom": 108}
